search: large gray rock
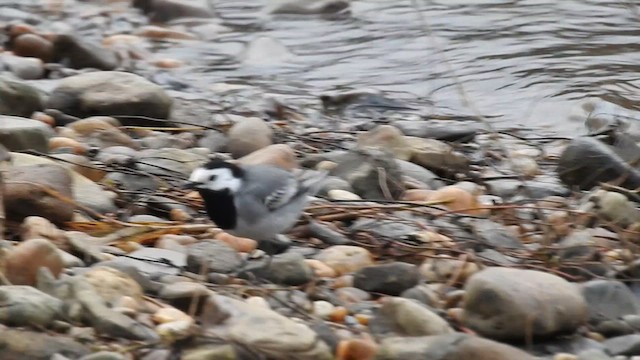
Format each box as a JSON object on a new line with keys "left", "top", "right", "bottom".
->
{"left": 0, "top": 116, "right": 53, "bottom": 153}
{"left": 47, "top": 71, "right": 172, "bottom": 124}
{"left": 0, "top": 286, "right": 63, "bottom": 327}
{"left": 0, "top": 75, "right": 44, "bottom": 117}
{"left": 603, "top": 334, "right": 640, "bottom": 356}
{"left": 462, "top": 267, "right": 587, "bottom": 341}
{"left": 375, "top": 333, "right": 535, "bottom": 360}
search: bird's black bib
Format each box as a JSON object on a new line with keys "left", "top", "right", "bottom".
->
{"left": 198, "top": 189, "right": 236, "bottom": 230}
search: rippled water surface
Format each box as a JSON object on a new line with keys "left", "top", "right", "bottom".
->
{"left": 16, "top": 0, "right": 640, "bottom": 134}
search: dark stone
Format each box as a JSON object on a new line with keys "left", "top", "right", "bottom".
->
{"left": 393, "top": 120, "right": 480, "bottom": 142}
{"left": 132, "top": 0, "right": 214, "bottom": 23}
{"left": 557, "top": 136, "right": 640, "bottom": 191}
{"left": 353, "top": 262, "right": 419, "bottom": 296}
{"left": 52, "top": 35, "right": 118, "bottom": 70}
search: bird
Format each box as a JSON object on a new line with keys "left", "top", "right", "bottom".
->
{"left": 186, "top": 159, "right": 327, "bottom": 253}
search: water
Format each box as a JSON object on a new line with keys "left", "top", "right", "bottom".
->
{"left": 14, "top": 0, "right": 640, "bottom": 135}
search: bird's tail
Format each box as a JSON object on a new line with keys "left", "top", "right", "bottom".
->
{"left": 295, "top": 168, "right": 329, "bottom": 196}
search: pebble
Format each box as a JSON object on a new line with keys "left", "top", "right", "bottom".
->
{"left": 371, "top": 297, "right": 453, "bottom": 337}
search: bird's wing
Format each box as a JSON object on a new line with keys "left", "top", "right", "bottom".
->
{"left": 240, "top": 165, "right": 306, "bottom": 212}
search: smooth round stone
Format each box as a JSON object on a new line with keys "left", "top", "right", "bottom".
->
{"left": 463, "top": 267, "right": 587, "bottom": 341}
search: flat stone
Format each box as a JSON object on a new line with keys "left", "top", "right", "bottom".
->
{"left": 375, "top": 333, "right": 535, "bottom": 360}
{"left": 0, "top": 327, "right": 90, "bottom": 359}
{"left": 0, "top": 286, "right": 63, "bottom": 327}
{"left": 604, "top": 334, "right": 640, "bottom": 356}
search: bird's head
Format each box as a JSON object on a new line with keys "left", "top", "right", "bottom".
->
{"left": 185, "top": 159, "right": 244, "bottom": 193}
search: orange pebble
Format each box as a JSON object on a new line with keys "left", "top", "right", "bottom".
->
{"left": 214, "top": 232, "right": 258, "bottom": 253}
{"left": 336, "top": 339, "right": 378, "bottom": 360}
{"left": 48, "top": 137, "right": 87, "bottom": 155}
{"left": 169, "top": 208, "right": 192, "bottom": 222}
{"left": 354, "top": 313, "right": 370, "bottom": 326}
{"left": 151, "top": 58, "right": 183, "bottom": 68}
{"left": 429, "top": 186, "right": 485, "bottom": 216}
{"left": 31, "top": 112, "right": 55, "bottom": 127}
{"left": 329, "top": 306, "right": 348, "bottom": 323}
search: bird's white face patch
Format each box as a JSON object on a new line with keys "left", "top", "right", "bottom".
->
{"left": 189, "top": 167, "right": 242, "bottom": 193}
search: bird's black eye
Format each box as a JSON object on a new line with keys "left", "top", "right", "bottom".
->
{"left": 209, "top": 175, "right": 217, "bottom": 181}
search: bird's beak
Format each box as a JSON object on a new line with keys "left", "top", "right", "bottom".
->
{"left": 184, "top": 181, "right": 202, "bottom": 190}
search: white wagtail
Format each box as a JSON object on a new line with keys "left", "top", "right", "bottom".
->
{"left": 186, "top": 159, "right": 326, "bottom": 253}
